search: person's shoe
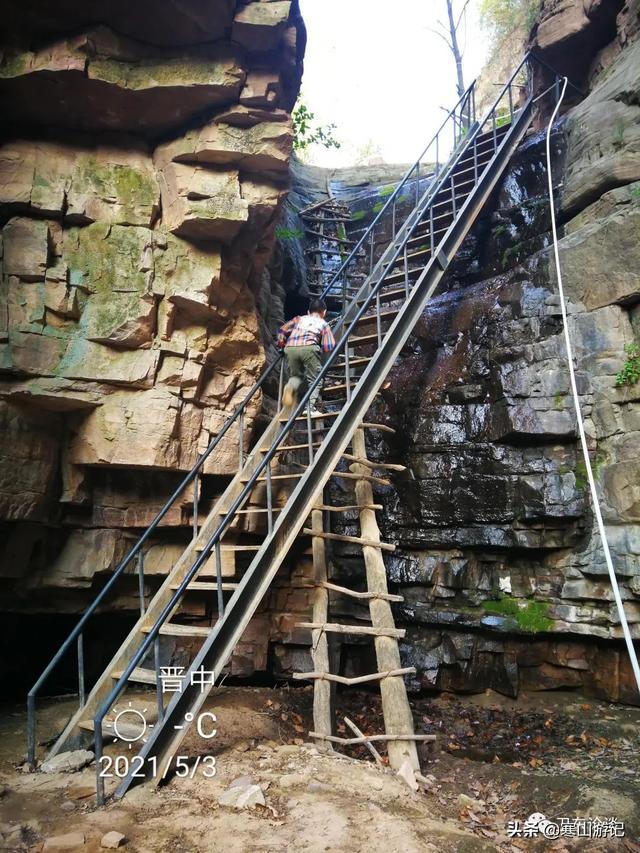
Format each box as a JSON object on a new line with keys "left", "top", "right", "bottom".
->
{"left": 308, "top": 407, "right": 323, "bottom": 418}
{"left": 282, "top": 377, "right": 302, "bottom": 409}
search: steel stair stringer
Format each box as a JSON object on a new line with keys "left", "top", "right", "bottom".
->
{"left": 46, "top": 411, "right": 287, "bottom": 760}
{"left": 113, "top": 92, "right": 534, "bottom": 800}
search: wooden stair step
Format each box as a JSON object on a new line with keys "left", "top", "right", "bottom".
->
{"left": 110, "top": 667, "right": 157, "bottom": 685}
{"left": 354, "top": 308, "right": 400, "bottom": 326}
{"left": 278, "top": 410, "right": 341, "bottom": 423}
{"left": 170, "top": 581, "right": 240, "bottom": 591}
{"left": 348, "top": 332, "right": 384, "bottom": 348}
{"left": 78, "top": 718, "right": 147, "bottom": 740}
{"left": 194, "top": 544, "right": 260, "bottom": 552}
{"left": 142, "top": 623, "right": 211, "bottom": 637}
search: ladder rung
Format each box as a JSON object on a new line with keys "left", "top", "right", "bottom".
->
{"left": 302, "top": 528, "right": 396, "bottom": 551}
{"left": 296, "top": 622, "right": 406, "bottom": 639}
{"left": 306, "top": 580, "right": 403, "bottom": 602}
{"left": 308, "top": 732, "right": 436, "bottom": 746}
{"left": 313, "top": 504, "right": 383, "bottom": 512}
{"left": 341, "top": 453, "right": 406, "bottom": 472}
{"left": 292, "top": 666, "right": 415, "bottom": 685}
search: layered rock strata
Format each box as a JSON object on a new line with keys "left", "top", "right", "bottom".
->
{"left": 0, "top": 2, "right": 304, "bottom": 628}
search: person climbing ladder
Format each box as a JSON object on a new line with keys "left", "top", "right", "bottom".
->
{"left": 277, "top": 298, "right": 336, "bottom": 415}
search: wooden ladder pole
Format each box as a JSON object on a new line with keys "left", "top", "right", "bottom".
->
{"left": 350, "top": 426, "right": 420, "bottom": 772}
{"left": 310, "top": 502, "right": 334, "bottom": 751}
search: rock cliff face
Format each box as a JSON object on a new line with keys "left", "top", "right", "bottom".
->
{"left": 1, "top": 0, "right": 639, "bottom": 706}
{"left": 0, "top": 2, "right": 303, "bottom": 620}
{"left": 320, "top": 2, "right": 640, "bottom": 705}
{"left": 268, "top": 2, "right": 640, "bottom": 706}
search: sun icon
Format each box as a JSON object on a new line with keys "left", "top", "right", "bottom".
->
{"left": 105, "top": 702, "right": 155, "bottom": 750}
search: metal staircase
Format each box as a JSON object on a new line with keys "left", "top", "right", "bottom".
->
{"left": 27, "top": 52, "right": 561, "bottom": 805}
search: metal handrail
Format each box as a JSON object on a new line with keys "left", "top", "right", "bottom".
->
{"left": 26, "top": 351, "right": 284, "bottom": 764}
{"left": 320, "top": 81, "right": 477, "bottom": 305}
{"left": 94, "top": 53, "right": 544, "bottom": 804}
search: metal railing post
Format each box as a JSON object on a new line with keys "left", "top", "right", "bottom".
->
{"left": 95, "top": 727, "right": 105, "bottom": 806}
{"left": 137, "top": 551, "right": 145, "bottom": 616}
{"left": 238, "top": 411, "right": 245, "bottom": 469}
{"left": 369, "top": 228, "right": 375, "bottom": 276}
{"left": 215, "top": 541, "right": 224, "bottom": 618}
{"left": 266, "top": 463, "right": 274, "bottom": 535}
{"left": 77, "top": 634, "right": 85, "bottom": 708}
{"left": 344, "top": 347, "right": 352, "bottom": 402}
{"left": 154, "top": 636, "right": 164, "bottom": 722}
{"left": 278, "top": 356, "right": 285, "bottom": 408}
{"left": 27, "top": 694, "right": 36, "bottom": 767}
{"left": 403, "top": 246, "right": 410, "bottom": 300}
{"left": 306, "top": 403, "right": 314, "bottom": 465}
{"left": 192, "top": 472, "right": 199, "bottom": 541}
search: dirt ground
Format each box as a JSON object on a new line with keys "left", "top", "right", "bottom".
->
{"left": 0, "top": 686, "right": 639, "bottom": 852}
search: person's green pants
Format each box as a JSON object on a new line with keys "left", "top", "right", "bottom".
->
{"left": 285, "top": 344, "right": 322, "bottom": 409}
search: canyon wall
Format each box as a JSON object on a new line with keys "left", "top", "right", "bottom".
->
{"left": 0, "top": 1, "right": 303, "bottom": 624}
{"left": 1, "top": 0, "right": 639, "bottom": 706}
{"left": 268, "top": 0, "right": 640, "bottom": 705}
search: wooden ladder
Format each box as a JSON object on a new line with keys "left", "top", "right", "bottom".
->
{"left": 293, "top": 422, "right": 434, "bottom": 770}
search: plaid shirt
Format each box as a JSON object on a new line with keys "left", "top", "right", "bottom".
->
{"left": 277, "top": 314, "right": 336, "bottom": 353}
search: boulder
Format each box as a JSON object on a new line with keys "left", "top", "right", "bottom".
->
{"left": 218, "top": 782, "right": 265, "bottom": 809}
{"left": 40, "top": 749, "right": 94, "bottom": 773}
{"left": 0, "top": 27, "right": 245, "bottom": 136}
{"left": 101, "top": 831, "right": 127, "bottom": 849}
{"left": 43, "top": 832, "right": 85, "bottom": 851}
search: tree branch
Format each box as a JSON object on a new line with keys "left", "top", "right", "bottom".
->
{"left": 455, "top": 0, "right": 472, "bottom": 32}
{"left": 428, "top": 27, "right": 453, "bottom": 52}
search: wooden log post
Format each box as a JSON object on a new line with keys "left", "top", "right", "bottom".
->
{"left": 310, "top": 505, "right": 334, "bottom": 751}
{"left": 350, "top": 427, "right": 420, "bottom": 772}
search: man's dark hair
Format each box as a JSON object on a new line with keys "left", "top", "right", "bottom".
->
{"left": 309, "top": 298, "right": 327, "bottom": 314}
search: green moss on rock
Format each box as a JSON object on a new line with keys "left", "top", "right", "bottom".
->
{"left": 483, "top": 595, "right": 553, "bottom": 633}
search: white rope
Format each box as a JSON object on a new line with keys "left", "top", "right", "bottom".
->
{"left": 545, "top": 77, "right": 640, "bottom": 694}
